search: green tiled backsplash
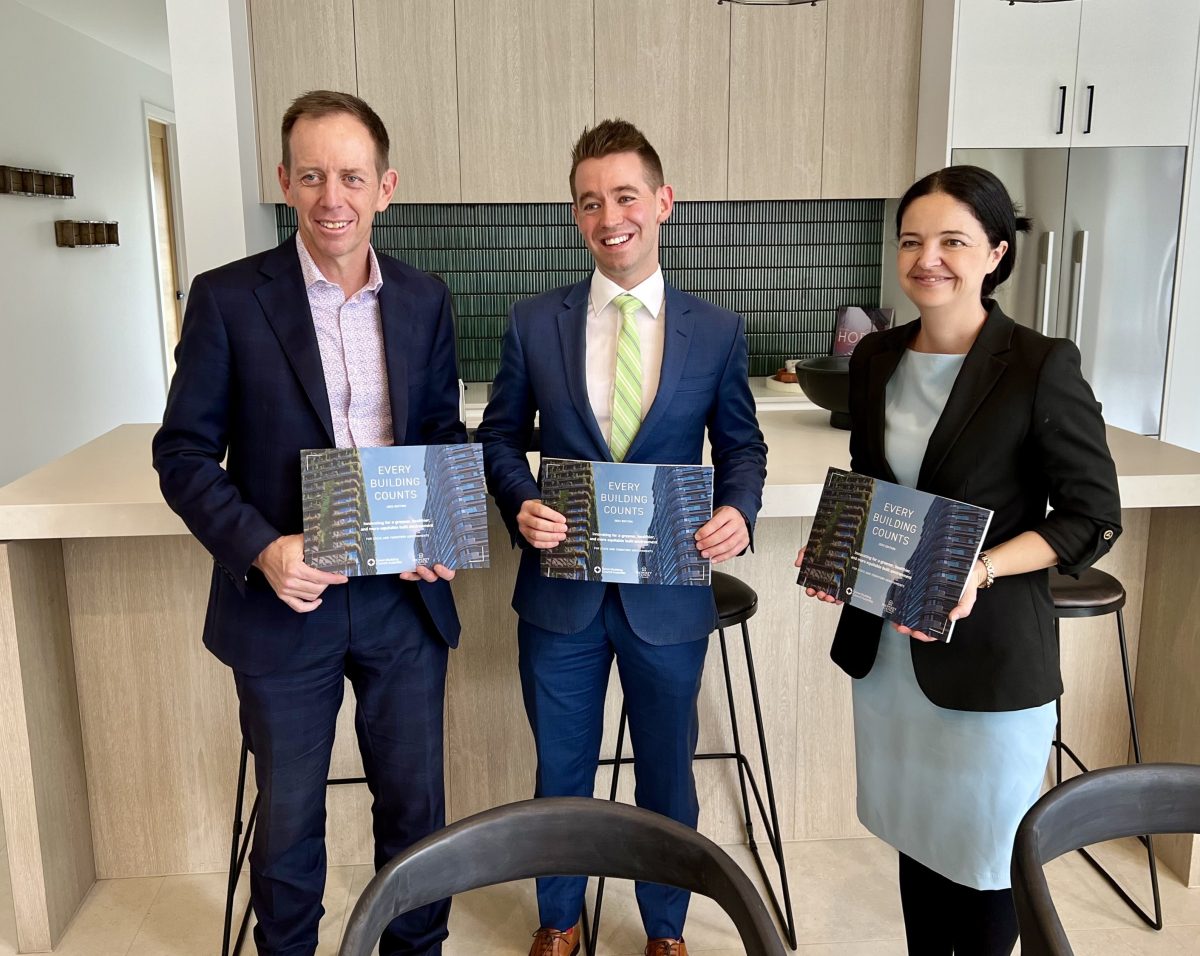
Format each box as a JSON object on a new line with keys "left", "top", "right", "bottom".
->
{"left": 276, "top": 200, "right": 884, "bottom": 382}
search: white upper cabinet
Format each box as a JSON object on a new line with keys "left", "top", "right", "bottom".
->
{"left": 952, "top": 0, "right": 1200, "bottom": 150}
{"left": 1074, "top": 0, "right": 1200, "bottom": 147}
{"left": 953, "top": 0, "right": 1082, "bottom": 149}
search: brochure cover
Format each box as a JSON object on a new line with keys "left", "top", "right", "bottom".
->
{"left": 301, "top": 444, "right": 489, "bottom": 576}
{"left": 831, "top": 306, "right": 894, "bottom": 356}
{"left": 796, "top": 468, "right": 993, "bottom": 641}
{"left": 539, "top": 458, "right": 714, "bottom": 587}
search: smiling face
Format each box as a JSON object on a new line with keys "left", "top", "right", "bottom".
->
{"left": 278, "top": 112, "right": 397, "bottom": 283}
{"left": 897, "top": 191, "right": 1007, "bottom": 316}
{"left": 572, "top": 151, "right": 673, "bottom": 289}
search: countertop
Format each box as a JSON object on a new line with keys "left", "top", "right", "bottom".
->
{"left": 4, "top": 413, "right": 1200, "bottom": 540}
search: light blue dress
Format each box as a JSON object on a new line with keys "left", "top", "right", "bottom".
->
{"left": 852, "top": 349, "right": 1058, "bottom": 891}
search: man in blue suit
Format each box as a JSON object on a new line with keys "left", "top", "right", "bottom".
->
{"left": 153, "top": 91, "right": 462, "bottom": 956}
{"left": 476, "top": 120, "right": 767, "bottom": 956}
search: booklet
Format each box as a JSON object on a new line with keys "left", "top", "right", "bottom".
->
{"left": 539, "top": 458, "right": 714, "bottom": 587}
{"left": 831, "top": 306, "right": 894, "bottom": 357}
{"left": 301, "top": 444, "right": 489, "bottom": 576}
{"left": 796, "top": 467, "right": 993, "bottom": 641}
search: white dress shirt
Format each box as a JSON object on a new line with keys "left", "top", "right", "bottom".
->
{"left": 585, "top": 268, "right": 666, "bottom": 444}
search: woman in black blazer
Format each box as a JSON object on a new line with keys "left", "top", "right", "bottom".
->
{"left": 797, "top": 167, "right": 1121, "bottom": 955}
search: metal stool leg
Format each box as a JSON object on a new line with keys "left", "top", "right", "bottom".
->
{"left": 1054, "top": 621, "right": 1064, "bottom": 786}
{"left": 222, "top": 738, "right": 258, "bottom": 956}
{"left": 1053, "top": 610, "right": 1163, "bottom": 931}
{"left": 1112, "top": 608, "right": 1163, "bottom": 929}
{"left": 220, "top": 737, "right": 369, "bottom": 955}
{"left": 718, "top": 629, "right": 756, "bottom": 842}
{"left": 587, "top": 623, "right": 797, "bottom": 952}
{"left": 739, "top": 621, "right": 797, "bottom": 948}
{"left": 582, "top": 704, "right": 628, "bottom": 956}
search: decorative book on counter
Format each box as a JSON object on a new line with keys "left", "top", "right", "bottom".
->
{"left": 539, "top": 458, "right": 713, "bottom": 587}
{"left": 796, "top": 467, "right": 993, "bottom": 641}
{"left": 301, "top": 444, "right": 489, "bottom": 576}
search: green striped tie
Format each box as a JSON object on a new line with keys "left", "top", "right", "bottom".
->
{"left": 610, "top": 293, "right": 643, "bottom": 462}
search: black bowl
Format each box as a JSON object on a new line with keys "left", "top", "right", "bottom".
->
{"left": 795, "top": 356, "right": 851, "bottom": 429}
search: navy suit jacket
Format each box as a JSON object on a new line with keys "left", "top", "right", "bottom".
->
{"left": 476, "top": 278, "right": 767, "bottom": 645}
{"left": 153, "top": 237, "right": 466, "bottom": 676}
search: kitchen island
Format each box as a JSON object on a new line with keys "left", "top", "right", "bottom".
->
{"left": 2, "top": 413, "right": 1199, "bottom": 951}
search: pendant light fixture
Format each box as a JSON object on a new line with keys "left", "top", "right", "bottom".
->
{"left": 716, "top": 1, "right": 827, "bottom": 7}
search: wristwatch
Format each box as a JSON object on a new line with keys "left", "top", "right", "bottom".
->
{"left": 977, "top": 552, "right": 995, "bottom": 590}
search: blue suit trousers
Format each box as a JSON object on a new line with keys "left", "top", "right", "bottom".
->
{"left": 518, "top": 587, "right": 709, "bottom": 940}
{"left": 234, "top": 579, "right": 449, "bottom": 956}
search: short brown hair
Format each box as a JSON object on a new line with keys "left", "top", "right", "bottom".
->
{"left": 281, "top": 90, "right": 390, "bottom": 175}
{"left": 569, "top": 119, "right": 664, "bottom": 200}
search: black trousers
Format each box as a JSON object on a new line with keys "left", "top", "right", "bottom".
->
{"left": 898, "top": 853, "right": 1019, "bottom": 956}
{"left": 235, "top": 582, "right": 450, "bottom": 956}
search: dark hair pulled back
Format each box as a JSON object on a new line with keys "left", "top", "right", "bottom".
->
{"left": 896, "top": 165, "right": 1031, "bottom": 299}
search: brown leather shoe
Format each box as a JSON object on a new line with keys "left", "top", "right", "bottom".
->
{"left": 529, "top": 924, "right": 580, "bottom": 956}
{"left": 645, "top": 938, "right": 688, "bottom": 956}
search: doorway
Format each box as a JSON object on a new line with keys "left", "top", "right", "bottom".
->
{"left": 145, "top": 108, "right": 185, "bottom": 382}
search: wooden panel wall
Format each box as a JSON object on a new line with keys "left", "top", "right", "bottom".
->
{"left": 728, "top": 2, "right": 827, "bottom": 200}
{"left": 355, "top": 0, "right": 462, "bottom": 202}
{"left": 595, "top": 0, "right": 732, "bottom": 200}
{"left": 0, "top": 540, "right": 94, "bottom": 952}
{"left": 455, "top": 0, "right": 594, "bottom": 202}
{"left": 249, "top": 0, "right": 358, "bottom": 202}
{"left": 15, "top": 506, "right": 1165, "bottom": 890}
{"left": 1132, "top": 506, "right": 1200, "bottom": 886}
{"left": 822, "top": 0, "right": 923, "bottom": 198}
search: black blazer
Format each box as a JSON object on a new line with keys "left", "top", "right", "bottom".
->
{"left": 153, "top": 238, "right": 467, "bottom": 676}
{"left": 830, "top": 302, "right": 1122, "bottom": 712}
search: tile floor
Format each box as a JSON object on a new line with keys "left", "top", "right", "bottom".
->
{"left": 1, "top": 831, "right": 1196, "bottom": 955}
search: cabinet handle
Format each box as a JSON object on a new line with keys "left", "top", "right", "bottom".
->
{"left": 1069, "top": 230, "right": 1090, "bottom": 354}
{"left": 1083, "top": 84, "right": 1095, "bottom": 134}
{"left": 1038, "top": 231, "right": 1056, "bottom": 336}
{"left": 1056, "top": 85, "right": 1067, "bottom": 135}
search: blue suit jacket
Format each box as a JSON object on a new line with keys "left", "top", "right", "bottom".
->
{"left": 152, "top": 238, "right": 466, "bottom": 675}
{"left": 476, "top": 278, "right": 767, "bottom": 644}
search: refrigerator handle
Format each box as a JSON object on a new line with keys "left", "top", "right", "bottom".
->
{"left": 1069, "top": 230, "right": 1090, "bottom": 354}
{"left": 1056, "top": 86, "right": 1067, "bottom": 135}
{"left": 1083, "top": 84, "right": 1095, "bottom": 135}
{"left": 1038, "top": 231, "right": 1056, "bottom": 336}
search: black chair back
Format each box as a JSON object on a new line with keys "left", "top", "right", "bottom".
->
{"left": 338, "top": 797, "right": 786, "bottom": 956}
{"left": 1012, "top": 763, "right": 1200, "bottom": 955}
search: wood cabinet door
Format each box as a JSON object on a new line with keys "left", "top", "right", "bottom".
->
{"left": 455, "top": 0, "right": 593, "bottom": 202}
{"left": 248, "top": 0, "right": 358, "bottom": 203}
{"left": 822, "top": 0, "right": 922, "bottom": 198}
{"left": 355, "top": 0, "right": 461, "bottom": 202}
{"left": 1074, "top": 0, "right": 1200, "bottom": 147}
{"left": 728, "top": 2, "right": 826, "bottom": 200}
{"left": 595, "top": 0, "right": 731, "bottom": 201}
{"left": 952, "top": 0, "right": 1082, "bottom": 150}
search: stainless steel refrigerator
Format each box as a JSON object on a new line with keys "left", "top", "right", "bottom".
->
{"left": 952, "top": 147, "right": 1185, "bottom": 436}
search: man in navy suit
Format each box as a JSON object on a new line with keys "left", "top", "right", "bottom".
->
{"left": 153, "top": 91, "right": 463, "bottom": 956}
{"left": 476, "top": 120, "right": 767, "bottom": 956}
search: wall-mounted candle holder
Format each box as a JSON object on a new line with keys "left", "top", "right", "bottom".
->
{"left": 1, "top": 165, "right": 75, "bottom": 199}
{"left": 55, "top": 220, "right": 119, "bottom": 248}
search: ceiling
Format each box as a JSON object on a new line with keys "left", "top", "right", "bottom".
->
{"left": 14, "top": 0, "right": 171, "bottom": 74}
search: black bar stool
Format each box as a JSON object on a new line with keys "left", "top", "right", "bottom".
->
{"left": 582, "top": 570, "right": 798, "bottom": 953}
{"left": 1050, "top": 566, "right": 1163, "bottom": 931}
{"left": 221, "top": 737, "right": 367, "bottom": 955}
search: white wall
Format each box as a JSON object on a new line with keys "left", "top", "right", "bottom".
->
{"left": 164, "top": 0, "right": 274, "bottom": 285}
{"left": 1161, "top": 57, "right": 1200, "bottom": 453}
{"left": 0, "top": 0, "right": 174, "bottom": 486}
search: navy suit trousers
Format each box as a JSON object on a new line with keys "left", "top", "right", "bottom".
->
{"left": 234, "top": 579, "right": 449, "bottom": 956}
{"left": 517, "top": 588, "right": 708, "bottom": 939}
